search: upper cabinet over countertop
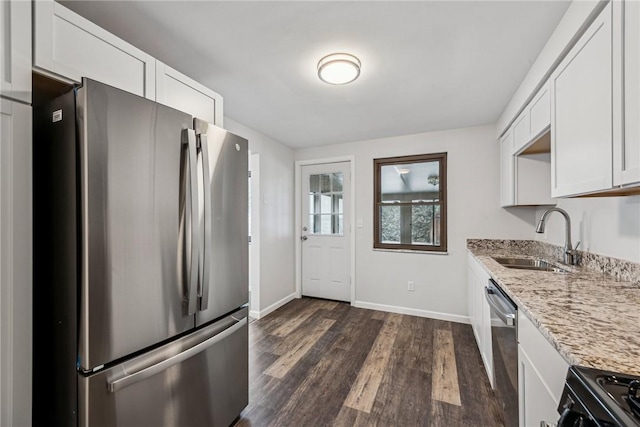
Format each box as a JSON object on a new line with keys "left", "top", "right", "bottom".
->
{"left": 499, "top": 82, "right": 555, "bottom": 207}
{"left": 499, "top": 0, "right": 640, "bottom": 200}
{"left": 551, "top": 2, "right": 613, "bottom": 197}
{"left": 615, "top": 0, "right": 640, "bottom": 188}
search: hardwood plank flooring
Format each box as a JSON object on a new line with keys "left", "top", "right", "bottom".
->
{"left": 235, "top": 297, "right": 505, "bottom": 427}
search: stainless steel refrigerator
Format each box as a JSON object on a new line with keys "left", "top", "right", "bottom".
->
{"left": 32, "top": 78, "right": 249, "bottom": 426}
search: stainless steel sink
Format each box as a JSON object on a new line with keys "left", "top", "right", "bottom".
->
{"left": 492, "top": 257, "right": 569, "bottom": 273}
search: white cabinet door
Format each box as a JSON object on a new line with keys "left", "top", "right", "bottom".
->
{"left": 467, "top": 253, "right": 494, "bottom": 388}
{"left": 156, "top": 61, "right": 224, "bottom": 126}
{"left": 551, "top": 2, "right": 613, "bottom": 197}
{"left": 512, "top": 111, "right": 529, "bottom": 154}
{"left": 0, "top": 99, "right": 32, "bottom": 427}
{"left": 33, "top": 0, "right": 155, "bottom": 100}
{"left": 615, "top": 0, "right": 640, "bottom": 186}
{"left": 518, "top": 347, "right": 562, "bottom": 427}
{"left": 517, "top": 311, "right": 569, "bottom": 427}
{"left": 529, "top": 84, "right": 551, "bottom": 141}
{"left": 500, "top": 130, "right": 515, "bottom": 207}
{"left": 0, "top": 0, "right": 31, "bottom": 103}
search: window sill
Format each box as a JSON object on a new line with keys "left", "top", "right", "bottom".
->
{"left": 372, "top": 248, "right": 449, "bottom": 255}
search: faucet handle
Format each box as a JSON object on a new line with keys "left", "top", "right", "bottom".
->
{"left": 574, "top": 241, "right": 581, "bottom": 251}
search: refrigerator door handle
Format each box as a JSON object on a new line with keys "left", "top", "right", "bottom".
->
{"left": 106, "top": 317, "right": 247, "bottom": 393}
{"left": 183, "top": 129, "right": 200, "bottom": 316}
{"left": 198, "top": 134, "right": 212, "bottom": 311}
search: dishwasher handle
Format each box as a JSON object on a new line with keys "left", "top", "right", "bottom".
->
{"left": 485, "top": 282, "right": 516, "bottom": 327}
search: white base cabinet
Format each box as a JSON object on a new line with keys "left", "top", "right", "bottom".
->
{"left": 33, "top": 0, "right": 156, "bottom": 100}
{"left": 0, "top": 99, "right": 32, "bottom": 427}
{"left": 467, "top": 252, "right": 494, "bottom": 388}
{"left": 517, "top": 311, "right": 568, "bottom": 427}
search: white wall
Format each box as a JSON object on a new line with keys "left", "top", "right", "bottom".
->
{"left": 534, "top": 197, "right": 640, "bottom": 263}
{"left": 225, "top": 118, "right": 296, "bottom": 314}
{"left": 295, "top": 125, "right": 535, "bottom": 321}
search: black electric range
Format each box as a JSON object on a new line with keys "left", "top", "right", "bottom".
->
{"left": 557, "top": 365, "right": 640, "bottom": 426}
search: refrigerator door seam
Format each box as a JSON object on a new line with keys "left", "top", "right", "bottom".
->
{"left": 182, "top": 128, "right": 200, "bottom": 316}
{"left": 198, "top": 133, "right": 212, "bottom": 311}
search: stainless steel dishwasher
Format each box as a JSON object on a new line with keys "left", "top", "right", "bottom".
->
{"left": 485, "top": 279, "right": 518, "bottom": 427}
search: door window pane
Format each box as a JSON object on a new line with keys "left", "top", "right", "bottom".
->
{"left": 308, "top": 172, "right": 344, "bottom": 235}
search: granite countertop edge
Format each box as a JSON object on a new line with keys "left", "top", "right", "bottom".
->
{"left": 466, "top": 239, "right": 640, "bottom": 376}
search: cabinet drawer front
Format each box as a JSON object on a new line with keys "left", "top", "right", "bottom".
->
{"left": 34, "top": 1, "right": 155, "bottom": 100}
{"left": 517, "top": 311, "right": 568, "bottom": 403}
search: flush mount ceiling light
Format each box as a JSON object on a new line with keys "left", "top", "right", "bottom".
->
{"left": 317, "top": 53, "right": 361, "bottom": 85}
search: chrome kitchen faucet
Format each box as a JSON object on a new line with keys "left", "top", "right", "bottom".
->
{"left": 535, "top": 207, "right": 580, "bottom": 266}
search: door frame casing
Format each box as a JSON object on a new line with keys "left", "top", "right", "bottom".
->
{"left": 295, "top": 156, "right": 356, "bottom": 305}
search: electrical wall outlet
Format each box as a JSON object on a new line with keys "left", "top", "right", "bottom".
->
{"left": 407, "top": 281, "right": 415, "bottom": 291}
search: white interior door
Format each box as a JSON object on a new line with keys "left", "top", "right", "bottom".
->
{"left": 301, "top": 162, "right": 350, "bottom": 302}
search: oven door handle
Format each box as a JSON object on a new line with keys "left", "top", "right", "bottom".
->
{"left": 485, "top": 286, "right": 516, "bottom": 327}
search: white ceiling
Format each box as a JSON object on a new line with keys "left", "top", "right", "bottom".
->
{"left": 60, "top": 1, "right": 571, "bottom": 148}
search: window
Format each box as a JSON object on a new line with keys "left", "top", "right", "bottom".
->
{"left": 374, "top": 153, "right": 447, "bottom": 252}
{"left": 308, "top": 172, "right": 344, "bottom": 235}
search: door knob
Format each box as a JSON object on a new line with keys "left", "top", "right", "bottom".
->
{"left": 301, "top": 236, "right": 308, "bottom": 241}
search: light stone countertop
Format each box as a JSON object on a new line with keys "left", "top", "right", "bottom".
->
{"left": 467, "top": 239, "right": 640, "bottom": 377}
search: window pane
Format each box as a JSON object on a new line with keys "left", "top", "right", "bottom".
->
{"left": 320, "top": 194, "right": 331, "bottom": 214}
{"left": 335, "top": 214, "right": 343, "bottom": 234}
{"left": 320, "top": 174, "right": 331, "bottom": 193}
{"left": 380, "top": 161, "right": 440, "bottom": 203}
{"left": 380, "top": 205, "right": 401, "bottom": 243}
{"left": 320, "top": 214, "right": 331, "bottom": 234}
{"left": 332, "top": 173, "right": 343, "bottom": 192}
{"left": 310, "top": 174, "right": 320, "bottom": 193}
{"left": 333, "top": 194, "right": 343, "bottom": 214}
{"left": 412, "top": 204, "right": 433, "bottom": 245}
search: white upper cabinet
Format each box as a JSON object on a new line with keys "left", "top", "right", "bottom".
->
{"left": 33, "top": 0, "right": 156, "bottom": 100}
{"left": 500, "top": 129, "right": 515, "bottom": 207}
{"left": 550, "top": 2, "right": 613, "bottom": 197}
{"left": 512, "top": 84, "right": 551, "bottom": 155}
{"left": 156, "top": 62, "right": 224, "bottom": 126}
{"left": 529, "top": 85, "right": 551, "bottom": 142}
{"left": 499, "top": 92, "right": 554, "bottom": 208}
{"left": 0, "top": 0, "right": 31, "bottom": 103}
{"left": 614, "top": 0, "right": 640, "bottom": 187}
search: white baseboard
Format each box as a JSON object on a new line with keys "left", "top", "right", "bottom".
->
{"left": 252, "top": 292, "right": 297, "bottom": 320}
{"left": 353, "top": 301, "right": 471, "bottom": 325}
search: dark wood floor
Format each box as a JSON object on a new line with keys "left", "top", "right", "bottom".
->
{"left": 235, "top": 297, "right": 505, "bottom": 427}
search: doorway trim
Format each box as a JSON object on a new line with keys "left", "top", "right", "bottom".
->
{"left": 295, "top": 156, "right": 356, "bottom": 305}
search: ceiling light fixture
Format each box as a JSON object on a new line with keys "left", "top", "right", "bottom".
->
{"left": 317, "top": 53, "right": 361, "bottom": 85}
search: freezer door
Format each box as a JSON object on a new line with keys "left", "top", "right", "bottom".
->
{"left": 78, "top": 308, "right": 248, "bottom": 427}
{"left": 194, "top": 119, "right": 249, "bottom": 325}
{"left": 77, "top": 79, "right": 195, "bottom": 371}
